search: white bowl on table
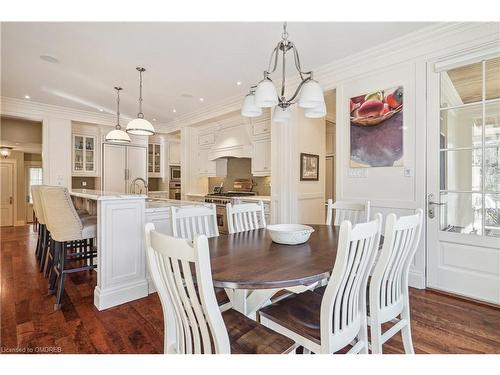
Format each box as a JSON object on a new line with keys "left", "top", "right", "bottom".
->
{"left": 266, "top": 224, "right": 315, "bottom": 245}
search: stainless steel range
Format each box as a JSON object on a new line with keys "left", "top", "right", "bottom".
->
{"left": 204, "top": 179, "right": 256, "bottom": 234}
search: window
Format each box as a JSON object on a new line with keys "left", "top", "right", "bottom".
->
{"left": 439, "top": 57, "right": 500, "bottom": 237}
{"left": 27, "top": 167, "right": 43, "bottom": 204}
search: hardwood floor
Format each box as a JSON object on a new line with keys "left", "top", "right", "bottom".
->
{"left": 1, "top": 225, "right": 499, "bottom": 354}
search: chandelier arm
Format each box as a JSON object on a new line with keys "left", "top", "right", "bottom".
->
{"left": 286, "top": 77, "right": 311, "bottom": 103}
{"left": 266, "top": 42, "right": 282, "bottom": 75}
{"left": 280, "top": 43, "right": 286, "bottom": 98}
{"left": 289, "top": 42, "right": 313, "bottom": 78}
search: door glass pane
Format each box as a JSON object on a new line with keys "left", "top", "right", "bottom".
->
{"left": 440, "top": 192, "right": 482, "bottom": 235}
{"left": 485, "top": 194, "right": 500, "bottom": 237}
{"left": 440, "top": 104, "right": 482, "bottom": 149}
{"left": 484, "top": 146, "right": 499, "bottom": 192}
{"left": 75, "top": 136, "right": 84, "bottom": 150}
{"left": 74, "top": 150, "right": 83, "bottom": 171}
{"left": 486, "top": 57, "right": 500, "bottom": 101}
{"left": 86, "top": 137, "right": 94, "bottom": 151}
{"left": 485, "top": 101, "right": 500, "bottom": 145}
{"left": 440, "top": 149, "right": 481, "bottom": 191}
{"left": 441, "top": 62, "right": 482, "bottom": 107}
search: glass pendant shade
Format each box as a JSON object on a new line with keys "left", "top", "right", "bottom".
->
{"left": 254, "top": 79, "right": 278, "bottom": 108}
{"left": 298, "top": 80, "right": 324, "bottom": 109}
{"left": 106, "top": 128, "right": 131, "bottom": 143}
{"left": 241, "top": 94, "right": 262, "bottom": 117}
{"left": 0, "top": 147, "right": 12, "bottom": 158}
{"left": 304, "top": 101, "right": 327, "bottom": 119}
{"left": 126, "top": 118, "right": 155, "bottom": 136}
{"left": 272, "top": 106, "right": 291, "bottom": 123}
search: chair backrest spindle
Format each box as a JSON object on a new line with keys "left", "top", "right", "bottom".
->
{"left": 226, "top": 201, "right": 266, "bottom": 234}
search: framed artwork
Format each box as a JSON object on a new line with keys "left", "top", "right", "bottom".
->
{"left": 350, "top": 86, "right": 403, "bottom": 168}
{"left": 300, "top": 153, "right": 319, "bottom": 181}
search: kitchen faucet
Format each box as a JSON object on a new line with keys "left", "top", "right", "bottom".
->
{"left": 130, "top": 177, "right": 148, "bottom": 194}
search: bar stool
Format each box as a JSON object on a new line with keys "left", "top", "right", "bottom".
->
{"left": 40, "top": 186, "right": 98, "bottom": 310}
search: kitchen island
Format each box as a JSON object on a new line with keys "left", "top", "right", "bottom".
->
{"left": 70, "top": 189, "right": 204, "bottom": 310}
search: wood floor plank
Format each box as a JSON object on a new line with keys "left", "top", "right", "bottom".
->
{"left": 1, "top": 225, "right": 499, "bottom": 354}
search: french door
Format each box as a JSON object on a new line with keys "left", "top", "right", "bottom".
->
{"left": 427, "top": 53, "right": 500, "bottom": 304}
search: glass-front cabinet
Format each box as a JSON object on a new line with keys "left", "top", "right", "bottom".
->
{"left": 73, "top": 134, "right": 97, "bottom": 175}
{"left": 148, "top": 143, "right": 163, "bottom": 178}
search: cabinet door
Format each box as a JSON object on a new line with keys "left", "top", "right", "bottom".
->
{"left": 127, "top": 146, "right": 147, "bottom": 192}
{"left": 103, "top": 144, "right": 126, "bottom": 193}
{"left": 73, "top": 135, "right": 84, "bottom": 173}
{"left": 169, "top": 142, "right": 181, "bottom": 165}
{"left": 197, "top": 148, "right": 208, "bottom": 174}
{"left": 252, "top": 139, "right": 271, "bottom": 176}
{"left": 154, "top": 144, "right": 161, "bottom": 173}
{"left": 148, "top": 144, "right": 154, "bottom": 173}
{"left": 84, "top": 136, "right": 95, "bottom": 173}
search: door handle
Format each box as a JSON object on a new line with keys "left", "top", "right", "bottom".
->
{"left": 428, "top": 193, "right": 445, "bottom": 219}
{"left": 9, "top": 196, "right": 13, "bottom": 205}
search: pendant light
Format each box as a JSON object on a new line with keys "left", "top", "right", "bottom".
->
{"left": 242, "top": 22, "right": 326, "bottom": 120}
{"left": 241, "top": 90, "right": 262, "bottom": 117}
{"left": 105, "top": 87, "right": 131, "bottom": 143}
{"left": 126, "top": 67, "right": 155, "bottom": 136}
{"left": 0, "top": 146, "right": 12, "bottom": 158}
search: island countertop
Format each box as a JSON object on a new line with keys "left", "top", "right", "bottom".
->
{"left": 146, "top": 198, "right": 208, "bottom": 212}
{"left": 70, "top": 189, "right": 147, "bottom": 201}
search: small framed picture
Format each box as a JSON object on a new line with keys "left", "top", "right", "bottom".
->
{"left": 300, "top": 153, "right": 319, "bottom": 181}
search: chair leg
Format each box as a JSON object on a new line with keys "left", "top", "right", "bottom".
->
{"left": 48, "top": 240, "right": 60, "bottom": 294}
{"left": 358, "top": 324, "right": 369, "bottom": 354}
{"left": 400, "top": 311, "right": 415, "bottom": 354}
{"left": 39, "top": 227, "right": 48, "bottom": 272}
{"left": 44, "top": 238, "right": 53, "bottom": 278}
{"left": 35, "top": 224, "right": 42, "bottom": 258}
{"left": 54, "top": 241, "right": 66, "bottom": 310}
{"left": 370, "top": 323, "right": 383, "bottom": 354}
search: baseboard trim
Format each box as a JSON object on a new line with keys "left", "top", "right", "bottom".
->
{"left": 93, "top": 280, "right": 149, "bottom": 311}
{"left": 409, "top": 269, "right": 425, "bottom": 289}
{"left": 15, "top": 220, "right": 26, "bottom": 226}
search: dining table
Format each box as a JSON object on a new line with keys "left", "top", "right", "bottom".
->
{"left": 207, "top": 224, "right": 341, "bottom": 318}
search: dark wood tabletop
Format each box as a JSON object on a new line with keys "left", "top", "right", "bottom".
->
{"left": 208, "top": 224, "right": 340, "bottom": 290}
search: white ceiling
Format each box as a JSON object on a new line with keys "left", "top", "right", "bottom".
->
{"left": 1, "top": 22, "right": 434, "bottom": 125}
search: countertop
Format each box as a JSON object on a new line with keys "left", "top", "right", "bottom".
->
{"left": 71, "top": 189, "right": 147, "bottom": 201}
{"left": 146, "top": 198, "right": 208, "bottom": 212}
{"left": 185, "top": 192, "right": 205, "bottom": 197}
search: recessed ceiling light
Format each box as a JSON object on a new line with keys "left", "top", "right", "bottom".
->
{"left": 237, "top": 81, "right": 242, "bottom": 86}
{"left": 181, "top": 94, "right": 193, "bottom": 99}
{"left": 24, "top": 95, "right": 30, "bottom": 99}
{"left": 98, "top": 108, "right": 103, "bottom": 112}
{"left": 199, "top": 98, "right": 204, "bottom": 102}
{"left": 172, "top": 109, "right": 177, "bottom": 113}
{"left": 40, "top": 55, "right": 60, "bottom": 64}
{"left": 152, "top": 118, "right": 157, "bottom": 122}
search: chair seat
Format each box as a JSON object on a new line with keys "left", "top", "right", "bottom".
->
{"left": 259, "top": 290, "right": 322, "bottom": 346}
{"left": 222, "top": 309, "right": 296, "bottom": 354}
{"left": 81, "top": 216, "right": 97, "bottom": 239}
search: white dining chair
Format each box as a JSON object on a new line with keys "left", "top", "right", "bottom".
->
{"left": 144, "top": 223, "right": 297, "bottom": 354}
{"left": 170, "top": 204, "right": 219, "bottom": 240}
{"left": 326, "top": 199, "right": 371, "bottom": 226}
{"left": 170, "top": 204, "right": 230, "bottom": 310}
{"left": 259, "top": 214, "right": 382, "bottom": 354}
{"left": 368, "top": 209, "right": 423, "bottom": 354}
{"left": 226, "top": 201, "right": 266, "bottom": 234}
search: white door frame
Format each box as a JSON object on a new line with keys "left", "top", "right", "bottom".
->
{"left": 426, "top": 45, "right": 500, "bottom": 304}
{"left": 0, "top": 159, "right": 17, "bottom": 227}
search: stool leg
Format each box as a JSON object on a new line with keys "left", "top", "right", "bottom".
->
{"left": 44, "top": 237, "right": 53, "bottom": 278}
{"left": 39, "top": 226, "right": 48, "bottom": 272}
{"left": 35, "top": 224, "right": 42, "bottom": 258}
{"left": 48, "top": 240, "right": 59, "bottom": 294}
{"left": 54, "top": 241, "right": 66, "bottom": 310}
{"left": 89, "top": 238, "right": 94, "bottom": 268}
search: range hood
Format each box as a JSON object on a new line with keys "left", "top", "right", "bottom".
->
{"left": 208, "top": 125, "right": 253, "bottom": 160}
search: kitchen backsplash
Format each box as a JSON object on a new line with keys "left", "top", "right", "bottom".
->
{"left": 208, "top": 158, "right": 271, "bottom": 196}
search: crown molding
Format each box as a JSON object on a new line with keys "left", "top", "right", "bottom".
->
{"left": 165, "top": 22, "right": 499, "bottom": 130}
{"left": 0, "top": 96, "right": 172, "bottom": 133}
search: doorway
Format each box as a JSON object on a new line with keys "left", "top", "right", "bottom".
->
{"left": 426, "top": 54, "right": 500, "bottom": 304}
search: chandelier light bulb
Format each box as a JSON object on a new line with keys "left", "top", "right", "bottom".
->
{"left": 298, "top": 80, "right": 324, "bottom": 109}
{"left": 241, "top": 93, "right": 262, "bottom": 117}
{"left": 254, "top": 79, "right": 278, "bottom": 108}
{"left": 304, "top": 101, "right": 327, "bottom": 119}
{"left": 272, "top": 106, "right": 291, "bottom": 123}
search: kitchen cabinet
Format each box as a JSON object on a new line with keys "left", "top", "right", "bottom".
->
{"left": 169, "top": 141, "right": 181, "bottom": 165}
{"left": 198, "top": 133, "right": 215, "bottom": 146}
{"left": 251, "top": 139, "right": 271, "bottom": 176}
{"left": 252, "top": 120, "right": 271, "bottom": 138}
{"left": 197, "top": 147, "right": 216, "bottom": 176}
{"left": 102, "top": 143, "right": 147, "bottom": 193}
{"left": 148, "top": 143, "right": 163, "bottom": 178}
{"left": 72, "top": 134, "right": 97, "bottom": 176}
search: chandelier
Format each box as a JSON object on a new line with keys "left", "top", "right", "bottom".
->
{"left": 126, "top": 67, "right": 155, "bottom": 136}
{"left": 105, "top": 87, "right": 131, "bottom": 143}
{"left": 241, "top": 22, "right": 326, "bottom": 123}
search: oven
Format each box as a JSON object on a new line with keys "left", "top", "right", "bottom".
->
{"left": 170, "top": 166, "right": 181, "bottom": 181}
{"left": 169, "top": 181, "right": 181, "bottom": 200}
{"left": 215, "top": 205, "right": 228, "bottom": 235}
